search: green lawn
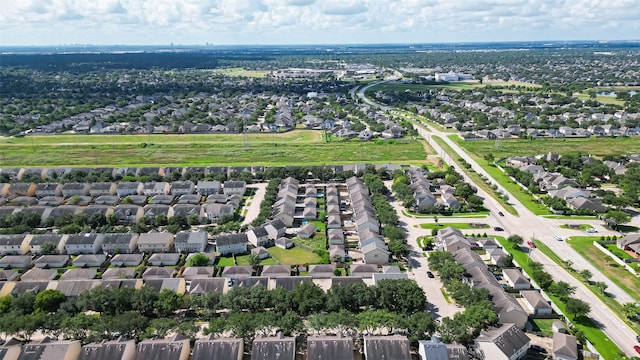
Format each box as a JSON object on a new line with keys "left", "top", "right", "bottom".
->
{"left": 494, "top": 236, "right": 623, "bottom": 359}
{"left": 452, "top": 136, "right": 640, "bottom": 159}
{"left": 449, "top": 136, "right": 552, "bottom": 215}
{"left": 294, "top": 234, "right": 327, "bottom": 252}
{"left": 568, "top": 237, "right": 640, "bottom": 302}
{"left": 431, "top": 136, "right": 518, "bottom": 216}
{"left": 559, "top": 224, "right": 591, "bottom": 231}
{"left": 268, "top": 246, "right": 321, "bottom": 265}
{"left": 367, "top": 82, "right": 480, "bottom": 93}
{"left": 216, "top": 256, "right": 235, "bottom": 266}
{"left": 0, "top": 130, "right": 427, "bottom": 167}
{"left": 542, "top": 215, "right": 597, "bottom": 220}
{"left": 419, "top": 222, "right": 490, "bottom": 230}
{"left": 403, "top": 210, "right": 489, "bottom": 218}
{"left": 531, "top": 318, "right": 561, "bottom": 337}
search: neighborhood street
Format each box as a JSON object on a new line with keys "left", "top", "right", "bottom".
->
{"left": 356, "top": 84, "right": 639, "bottom": 357}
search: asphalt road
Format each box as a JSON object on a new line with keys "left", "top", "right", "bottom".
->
{"left": 356, "top": 83, "right": 639, "bottom": 357}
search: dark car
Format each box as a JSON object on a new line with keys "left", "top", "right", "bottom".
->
{"left": 493, "top": 226, "right": 504, "bottom": 231}
{"left": 426, "top": 271, "right": 435, "bottom": 278}
{"left": 637, "top": 334, "right": 640, "bottom": 342}
{"left": 530, "top": 345, "right": 547, "bottom": 354}
{"left": 498, "top": 211, "right": 504, "bottom": 216}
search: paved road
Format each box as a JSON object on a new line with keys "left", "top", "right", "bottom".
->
{"left": 384, "top": 181, "right": 463, "bottom": 320}
{"left": 357, "top": 83, "right": 639, "bottom": 357}
{"left": 241, "top": 182, "right": 267, "bottom": 226}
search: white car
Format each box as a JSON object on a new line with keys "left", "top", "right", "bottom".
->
{"left": 554, "top": 235, "right": 564, "bottom": 241}
{"left": 586, "top": 228, "right": 598, "bottom": 233}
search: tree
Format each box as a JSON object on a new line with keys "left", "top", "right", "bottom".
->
{"left": 622, "top": 302, "right": 640, "bottom": 319}
{"left": 566, "top": 298, "right": 591, "bottom": 320}
{"left": 593, "top": 281, "right": 608, "bottom": 294}
{"left": 34, "top": 289, "right": 67, "bottom": 313}
{"left": 185, "top": 253, "right": 210, "bottom": 267}
{"left": 507, "top": 234, "right": 524, "bottom": 247}
{"left": 548, "top": 281, "right": 576, "bottom": 301}
{"left": 602, "top": 210, "right": 631, "bottom": 230}
{"left": 40, "top": 242, "right": 58, "bottom": 255}
{"left": 407, "top": 311, "right": 437, "bottom": 342}
{"left": 291, "top": 282, "right": 325, "bottom": 316}
{"left": 578, "top": 269, "right": 593, "bottom": 283}
{"left": 153, "top": 290, "right": 183, "bottom": 318}
{"left": 249, "top": 253, "right": 260, "bottom": 267}
{"left": 388, "top": 239, "right": 410, "bottom": 258}
{"left": 375, "top": 279, "right": 426, "bottom": 315}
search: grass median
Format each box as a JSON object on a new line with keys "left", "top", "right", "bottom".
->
{"left": 494, "top": 236, "right": 623, "bottom": 359}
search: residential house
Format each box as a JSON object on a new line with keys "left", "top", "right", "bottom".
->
{"left": 297, "top": 223, "right": 317, "bottom": 239}
{"left": 135, "top": 334, "right": 190, "bottom": 360}
{"left": 116, "top": 182, "right": 143, "bottom": 197}
{"left": 142, "top": 267, "right": 176, "bottom": 279}
{"left": 2, "top": 182, "right": 36, "bottom": 198}
{"left": 88, "top": 182, "right": 117, "bottom": 197}
{"left": 0, "top": 234, "right": 29, "bottom": 255}
{"left": 328, "top": 228, "right": 345, "bottom": 245}
{"left": 264, "top": 220, "right": 286, "bottom": 240}
{"left": 18, "top": 338, "right": 81, "bottom": 360}
{"left": 174, "top": 230, "right": 208, "bottom": 253}
{"left": 251, "top": 246, "right": 269, "bottom": 260}
{"left": 330, "top": 245, "right": 346, "bottom": 262}
{"left": 34, "top": 254, "right": 70, "bottom": 268}
{"left": 566, "top": 197, "right": 607, "bottom": 213}
{"left": 94, "top": 195, "right": 120, "bottom": 206}
{"left": 78, "top": 338, "right": 137, "bottom": 360}
{"left": 552, "top": 333, "right": 578, "bottom": 360}
{"left": 275, "top": 237, "right": 293, "bottom": 249}
{"left": 112, "top": 205, "right": 143, "bottom": 225}
{"left": 191, "top": 336, "right": 243, "bottom": 360}
{"left": 126, "top": 195, "right": 149, "bottom": 206}
{"left": 363, "top": 335, "right": 411, "bottom": 360}
{"left": 0, "top": 269, "right": 19, "bottom": 281}
{"left": 520, "top": 290, "right": 553, "bottom": 315}
{"left": 101, "top": 267, "right": 137, "bottom": 279}
{"left": 29, "top": 234, "right": 66, "bottom": 254}
{"left": 181, "top": 266, "right": 215, "bottom": 280}
{"left": 143, "top": 182, "right": 170, "bottom": 196}
{"left": 148, "top": 253, "right": 181, "bottom": 266}
{"left": 101, "top": 233, "right": 139, "bottom": 254}
{"left": 252, "top": 333, "right": 295, "bottom": 360}
{"left": 35, "top": 183, "right": 63, "bottom": 198}
{"left": 215, "top": 233, "right": 248, "bottom": 255}
{"left": 222, "top": 266, "right": 253, "bottom": 280}
{"left": 474, "top": 324, "right": 530, "bottom": 360}
{"left": 137, "top": 232, "right": 174, "bottom": 253}
{"left": 143, "top": 204, "right": 173, "bottom": 220}
{"left": 21, "top": 268, "right": 59, "bottom": 280}
{"left": 350, "top": 263, "right": 379, "bottom": 278}
{"left": 223, "top": 181, "right": 246, "bottom": 196}
{"left": 203, "top": 203, "right": 235, "bottom": 223}
{"left": 72, "top": 254, "right": 107, "bottom": 267}
{"left": 308, "top": 264, "right": 337, "bottom": 279}
{"left": 61, "top": 182, "right": 90, "bottom": 197}
{"left": 0, "top": 255, "right": 32, "bottom": 269}
{"left": 502, "top": 269, "right": 530, "bottom": 290}
{"left": 170, "top": 181, "right": 195, "bottom": 195}
{"left": 616, "top": 233, "right": 640, "bottom": 256}
{"left": 197, "top": 181, "right": 221, "bottom": 196}
{"left": 307, "top": 335, "right": 354, "bottom": 360}
{"left": 362, "top": 241, "right": 390, "bottom": 265}
{"left": 418, "top": 337, "right": 448, "bottom": 360}
{"left": 59, "top": 268, "right": 97, "bottom": 280}
{"left": 247, "top": 226, "right": 270, "bottom": 247}
{"left": 110, "top": 254, "right": 145, "bottom": 267}
{"left": 261, "top": 264, "right": 291, "bottom": 278}
{"left": 65, "top": 233, "right": 105, "bottom": 254}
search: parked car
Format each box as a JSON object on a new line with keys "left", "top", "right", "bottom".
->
{"left": 498, "top": 211, "right": 504, "bottom": 217}
{"left": 636, "top": 334, "right": 640, "bottom": 342}
{"left": 634, "top": 345, "right": 640, "bottom": 355}
{"left": 530, "top": 345, "right": 547, "bottom": 354}
{"left": 527, "top": 240, "right": 536, "bottom": 248}
{"left": 493, "top": 226, "right": 504, "bottom": 231}
{"left": 426, "top": 271, "right": 435, "bottom": 278}
{"left": 586, "top": 227, "right": 598, "bottom": 233}
{"left": 553, "top": 235, "right": 564, "bottom": 241}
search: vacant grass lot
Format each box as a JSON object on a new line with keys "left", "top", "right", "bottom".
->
{"left": 294, "top": 235, "right": 327, "bottom": 252}
{"left": 568, "top": 236, "right": 640, "bottom": 302}
{"left": 0, "top": 130, "right": 427, "bottom": 167}
{"left": 431, "top": 136, "right": 518, "bottom": 215}
{"left": 235, "top": 255, "right": 278, "bottom": 266}
{"left": 453, "top": 136, "right": 640, "bottom": 159}
{"left": 494, "top": 236, "right": 622, "bottom": 359}
{"left": 268, "top": 246, "right": 320, "bottom": 265}
{"left": 367, "top": 82, "right": 480, "bottom": 93}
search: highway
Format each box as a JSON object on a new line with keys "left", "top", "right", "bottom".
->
{"left": 355, "top": 83, "right": 639, "bottom": 357}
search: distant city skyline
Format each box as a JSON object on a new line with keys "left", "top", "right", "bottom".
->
{"left": 1, "top": 0, "right": 639, "bottom": 46}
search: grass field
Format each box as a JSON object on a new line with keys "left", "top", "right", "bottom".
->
{"left": 235, "top": 255, "right": 278, "bottom": 266}
{"left": 268, "top": 246, "right": 321, "bottom": 265}
{"left": 530, "top": 318, "right": 560, "bottom": 337}
{"left": 452, "top": 136, "right": 640, "bottom": 159}
{"left": 0, "top": 130, "right": 427, "bottom": 167}
{"left": 216, "top": 256, "right": 235, "bottom": 266}
{"left": 568, "top": 236, "right": 640, "bottom": 302}
{"left": 211, "top": 67, "right": 269, "bottom": 78}
{"left": 419, "top": 222, "right": 490, "bottom": 230}
{"left": 542, "top": 215, "right": 597, "bottom": 220}
{"left": 294, "top": 235, "right": 327, "bottom": 252}
{"left": 559, "top": 224, "right": 591, "bottom": 231}
{"left": 494, "top": 236, "right": 623, "bottom": 359}
{"left": 535, "top": 238, "right": 640, "bottom": 338}
{"left": 431, "top": 136, "right": 518, "bottom": 215}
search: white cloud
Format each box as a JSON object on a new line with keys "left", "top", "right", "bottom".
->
{"left": 0, "top": 0, "right": 637, "bottom": 45}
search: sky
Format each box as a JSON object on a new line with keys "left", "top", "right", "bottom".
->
{"left": 1, "top": 0, "right": 639, "bottom": 46}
